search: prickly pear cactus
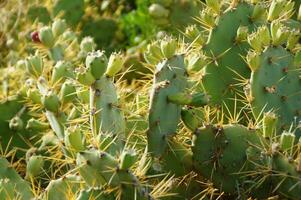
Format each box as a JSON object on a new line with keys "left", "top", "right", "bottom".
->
{"left": 0, "top": 158, "right": 33, "bottom": 200}
{"left": 192, "top": 124, "right": 262, "bottom": 194}
{"left": 0, "top": 97, "right": 38, "bottom": 158}
{"left": 200, "top": 2, "right": 264, "bottom": 113}
{"left": 147, "top": 55, "right": 188, "bottom": 156}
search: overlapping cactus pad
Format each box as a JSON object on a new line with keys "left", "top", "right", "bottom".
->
{"left": 1, "top": 0, "right": 301, "bottom": 199}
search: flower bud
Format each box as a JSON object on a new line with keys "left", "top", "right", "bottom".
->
{"left": 246, "top": 51, "right": 260, "bottom": 72}
{"left": 252, "top": 3, "right": 266, "bottom": 21}
{"left": 268, "top": 0, "right": 285, "bottom": 21}
{"left": 106, "top": 52, "right": 124, "bottom": 77}
{"left": 59, "top": 81, "right": 77, "bottom": 104}
{"left": 25, "top": 53, "right": 43, "bottom": 78}
{"left": 42, "top": 90, "right": 60, "bottom": 113}
{"left": 80, "top": 37, "right": 96, "bottom": 53}
{"left": 206, "top": 0, "right": 220, "bottom": 14}
{"left": 51, "top": 61, "right": 73, "bottom": 84}
{"left": 160, "top": 36, "right": 177, "bottom": 59}
{"left": 263, "top": 112, "right": 278, "bottom": 138}
{"left": 120, "top": 149, "right": 137, "bottom": 170}
{"left": 236, "top": 26, "right": 249, "bottom": 42}
{"left": 76, "top": 67, "right": 95, "bottom": 86}
{"left": 280, "top": 131, "right": 295, "bottom": 152}
{"left": 287, "top": 30, "right": 300, "bottom": 51}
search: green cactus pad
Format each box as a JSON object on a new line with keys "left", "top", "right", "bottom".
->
{"left": 0, "top": 158, "right": 33, "bottom": 200}
{"left": 192, "top": 124, "right": 261, "bottom": 194}
{"left": 249, "top": 46, "right": 301, "bottom": 136}
{"left": 201, "top": 3, "right": 261, "bottom": 113}
{"left": 27, "top": 6, "right": 51, "bottom": 24}
{"left": 43, "top": 175, "right": 81, "bottom": 200}
{"left": 90, "top": 76, "right": 125, "bottom": 138}
{"left": 0, "top": 97, "right": 38, "bottom": 158}
{"left": 53, "top": 0, "right": 84, "bottom": 27}
{"left": 147, "top": 55, "right": 187, "bottom": 157}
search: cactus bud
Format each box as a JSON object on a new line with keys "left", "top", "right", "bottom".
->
{"left": 51, "top": 61, "right": 73, "bottom": 84}
{"left": 181, "top": 109, "right": 199, "bottom": 131}
{"left": 236, "top": 26, "right": 249, "bottom": 42}
{"left": 206, "top": 0, "right": 220, "bottom": 14}
{"left": 80, "top": 37, "right": 96, "bottom": 53}
{"left": 295, "top": 50, "right": 301, "bottom": 66}
{"left": 9, "top": 116, "right": 23, "bottom": 131}
{"left": 39, "top": 26, "right": 55, "bottom": 48}
{"left": 76, "top": 67, "right": 95, "bottom": 86}
{"left": 86, "top": 50, "right": 108, "bottom": 79}
{"left": 76, "top": 87, "right": 90, "bottom": 104}
{"left": 119, "top": 149, "right": 138, "bottom": 170}
{"left": 160, "top": 36, "right": 177, "bottom": 59}
{"left": 106, "top": 52, "right": 124, "bottom": 77}
{"left": 248, "top": 32, "right": 262, "bottom": 52}
{"left": 146, "top": 41, "right": 164, "bottom": 61}
{"left": 200, "top": 9, "right": 215, "bottom": 27}
{"left": 42, "top": 90, "right": 60, "bottom": 113}
{"left": 270, "top": 21, "right": 281, "bottom": 40}
{"left": 52, "top": 19, "right": 67, "bottom": 38}
{"left": 268, "top": 0, "right": 285, "bottom": 21}
{"left": 262, "top": 112, "right": 278, "bottom": 138}
{"left": 25, "top": 53, "right": 43, "bottom": 78}
{"left": 246, "top": 51, "right": 260, "bottom": 72}
{"left": 252, "top": 3, "right": 266, "bottom": 21}
{"left": 258, "top": 26, "right": 270, "bottom": 47}
{"left": 148, "top": 4, "right": 169, "bottom": 18}
{"left": 287, "top": 30, "right": 300, "bottom": 51}
{"left": 280, "top": 131, "right": 295, "bottom": 152}
{"left": 26, "top": 155, "right": 44, "bottom": 177}
{"left": 186, "top": 52, "right": 208, "bottom": 72}
{"left": 27, "top": 88, "right": 42, "bottom": 104}
{"left": 62, "top": 30, "right": 77, "bottom": 42}
{"left": 272, "top": 25, "right": 290, "bottom": 46}
{"left": 59, "top": 81, "right": 77, "bottom": 104}
{"left": 26, "top": 118, "right": 49, "bottom": 131}
{"left": 64, "top": 126, "right": 85, "bottom": 152}
{"left": 185, "top": 25, "right": 205, "bottom": 46}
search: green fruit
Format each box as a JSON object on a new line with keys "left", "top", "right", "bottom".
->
{"left": 80, "top": 37, "right": 96, "bottom": 53}
{"left": 85, "top": 50, "right": 108, "bottom": 79}
{"left": 64, "top": 126, "right": 85, "bottom": 152}
{"left": 106, "top": 52, "right": 124, "bottom": 77}
{"left": 42, "top": 90, "right": 60, "bottom": 113}
{"left": 39, "top": 26, "right": 55, "bottom": 48}
{"left": 119, "top": 149, "right": 137, "bottom": 170}
{"left": 26, "top": 155, "right": 44, "bottom": 178}
{"left": 25, "top": 53, "right": 43, "bottom": 78}
{"left": 52, "top": 19, "right": 67, "bottom": 38}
